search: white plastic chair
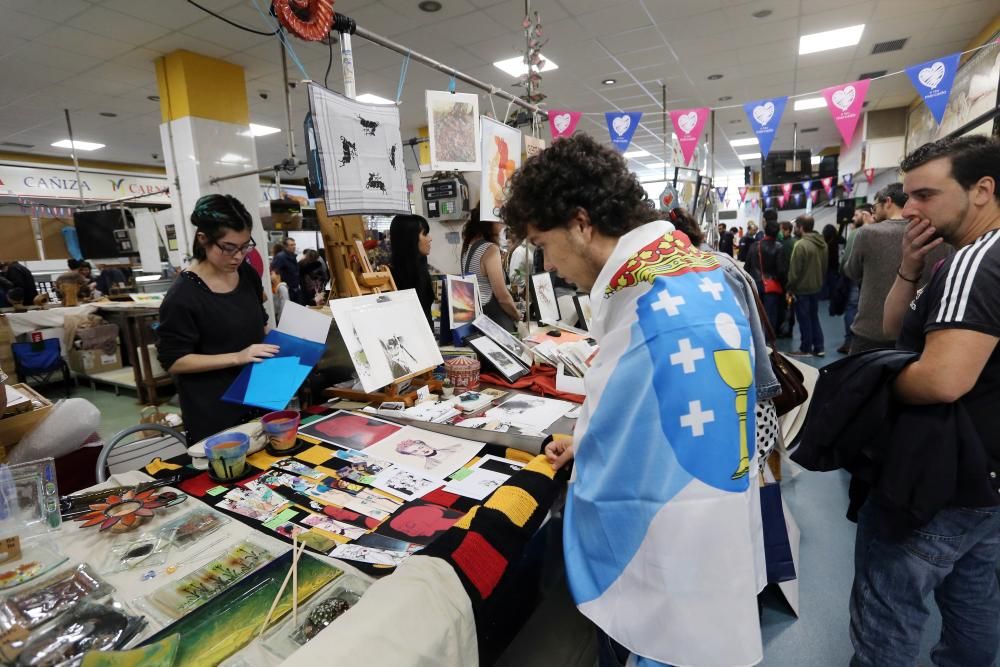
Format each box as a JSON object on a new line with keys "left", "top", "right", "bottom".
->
{"left": 95, "top": 423, "right": 188, "bottom": 483}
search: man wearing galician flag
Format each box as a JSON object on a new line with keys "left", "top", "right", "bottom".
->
{"left": 501, "top": 134, "right": 763, "bottom": 667}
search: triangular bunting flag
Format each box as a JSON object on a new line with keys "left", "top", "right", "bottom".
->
{"left": 778, "top": 194, "right": 787, "bottom": 208}
{"left": 793, "top": 192, "right": 803, "bottom": 206}
{"left": 605, "top": 111, "right": 643, "bottom": 151}
{"left": 905, "top": 53, "right": 960, "bottom": 125}
{"left": 864, "top": 168, "right": 876, "bottom": 185}
{"left": 761, "top": 185, "right": 770, "bottom": 199}
{"left": 738, "top": 186, "right": 748, "bottom": 203}
{"left": 821, "top": 176, "right": 834, "bottom": 197}
{"left": 811, "top": 190, "right": 820, "bottom": 203}
{"left": 548, "top": 110, "right": 582, "bottom": 139}
{"left": 821, "top": 79, "right": 871, "bottom": 147}
{"left": 716, "top": 186, "right": 728, "bottom": 202}
{"left": 802, "top": 180, "right": 812, "bottom": 193}
{"left": 842, "top": 173, "right": 854, "bottom": 195}
{"left": 781, "top": 183, "right": 793, "bottom": 198}
{"left": 743, "top": 96, "right": 788, "bottom": 159}
{"left": 668, "top": 107, "right": 709, "bottom": 166}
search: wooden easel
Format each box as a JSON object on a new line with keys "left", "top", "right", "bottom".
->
{"left": 315, "top": 200, "right": 396, "bottom": 298}
{"left": 324, "top": 367, "right": 442, "bottom": 407}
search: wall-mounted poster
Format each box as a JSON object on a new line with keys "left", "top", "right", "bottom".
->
{"left": 480, "top": 116, "right": 522, "bottom": 221}
{"left": 426, "top": 90, "right": 481, "bottom": 172}
{"left": 307, "top": 83, "right": 408, "bottom": 215}
{"left": 906, "top": 34, "right": 1000, "bottom": 153}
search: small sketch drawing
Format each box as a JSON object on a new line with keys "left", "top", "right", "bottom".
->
{"left": 381, "top": 335, "right": 419, "bottom": 377}
{"left": 339, "top": 136, "right": 357, "bottom": 166}
{"left": 357, "top": 115, "right": 379, "bottom": 136}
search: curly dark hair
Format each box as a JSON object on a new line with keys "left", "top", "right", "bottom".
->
{"left": 500, "top": 134, "right": 655, "bottom": 239}
{"left": 901, "top": 135, "right": 1000, "bottom": 203}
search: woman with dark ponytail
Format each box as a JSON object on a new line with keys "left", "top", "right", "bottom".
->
{"left": 156, "top": 194, "right": 277, "bottom": 444}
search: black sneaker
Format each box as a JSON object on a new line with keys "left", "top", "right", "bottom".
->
{"left": 814, "top": 350, "right": 826, "bottom": 357}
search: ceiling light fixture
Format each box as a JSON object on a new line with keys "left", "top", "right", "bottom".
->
{"left": 752, "top": 9, "right": 773, "bottom": 18}
{"left": 794, "top": 96, "right": 827, "bottom": 110}
{"left": 623, "top": 149, "right": 651, "bottom": 158}
{"left": 730, "top": 138, "right": 759, "bottom": 147}
{"left": 811, "top": 155, "right": 823, "bottom": 165}
{"left": 602, "top": 78, "right": 616, "bottom": 85}
{"left": 245, "top": 123, "right": 281, "bottom": 137}
{"left": 147, "top": 95, "right": 160, "bottom": 102}
{"left": 354, "top": 93, "right": 395, "bottom": 105}
{"left": 51, "top": 139, "right": 104, "bottom": 151}
{"left": 737, "top": 152, "right": 762, "bottom": 160}
{"left": 493, "top": 55, "right": 558, "bottom": 77}
{"left": 799, "top": 24, "right": 865, "bottom": 55}
{"left": 418, "top": 0, "right": 442, "bottom": 11}
{"left": 707, "top": 73, "right": 724, "bottom": 80}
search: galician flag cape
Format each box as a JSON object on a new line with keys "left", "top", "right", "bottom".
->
{"left": 564, "top": 220, "right": 763, "bottom": 667}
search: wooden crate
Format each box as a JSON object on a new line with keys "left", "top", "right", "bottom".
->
{"left": 0, "top": 383, "right": 53, "bottom": 453}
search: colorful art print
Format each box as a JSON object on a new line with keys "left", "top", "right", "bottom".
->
{"left": 0, "top": 542, "right": 67, "bottom": 591}
{"left": 329, "top": 543, "right": 408, "bottom": 567}
{"left": 301, "top": 514, "right": 368, "bottom": 541}
{"left": 217, "top": 487, "right": 287, "bottom": 522}
{"left": 307, "top": 83, "right": 409, "bottom": 216}
{"left": 272, "top": 459, "right": 327, "bottom": 480}
{"left": 338, "top": 457, "right": 392, "bottom": 486}
{"left": 361, "top": 426, "right": 483, "bottom": 480}
{"left": 304, "top": 482, "right": 360, "bottom": 510}
{"left": 372, "top": 500, "right": 464, "bottom": 546}
{"left": 1, "top": 563, "right": 111, "bottom": 631}
{"left": 473, "top": 454, "right": 525, "bottom": 476}
{"left": 261, "top": 471, "right": 316, "bottom": 496}
{"left": 316, "top": 503, "right": 381, "bottom": 530}
{"left": 906, "top": 33, "right": 1000, "bottom": 153}
{"left": 426, "top": 90, "right": 481, "bottom": 171}
{"left": 297, "top": 411, "right": 402, "bottom": 451}
{"left": 446, "top": 274, "right": 480, "bottom": 328}
{"left": 472, "top": 314, "right": 532, "bottom": 366}
{"left": 147, "top": 541, "right": 275, "bottom": 619}
{"left": 141, "top": 551, "right": 340, "bottom": 667}
{"left": 263, "top": 508, "right": 311, "bottom": 539}
{"left": 453, "top": 390, "right": 494, "bottom": 413}
{"left": 480, "top": 116, "right": 522, "bottom": 221}
{"left": 485, "top": 394, "right": 573, "bottom": 432}
{"left": 467, "top": 335, "right": 529, "bottom": 383}
{"left": 531, "top": 272, "right": 561, "bottom": 323}
{"left": 81, "top": 634, "right": 179, "bottom": 667}
{"left": 368, "top": 466, "right": 440, "bottom": 501}
{"left": 573, "top": 294, "right": 593, "bottom": 331}
{"left": 443, "top": 468, "right": 509, "bottom": 501}
{"left": 345, "top": 490, "right": 402, "bottom": 521}
{"left": 296, "top": 530, "right": 338, "bottom": 553}
{"left": 157, "top": 508, "right": 229, "bottom": 548}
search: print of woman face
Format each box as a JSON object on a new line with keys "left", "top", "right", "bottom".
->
{"left": 396, "top": 439, "right": 436, "bottom": 458}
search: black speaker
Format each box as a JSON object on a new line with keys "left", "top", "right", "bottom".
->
{"left": 744, "top": 166, "right": 752, "bottom": 185}
{"left": 837, "top": 199, "right": 856, "bottom": 225}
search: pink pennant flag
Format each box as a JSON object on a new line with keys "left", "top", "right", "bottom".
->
{"left": 811, "top": 190, "right": 820, "bottom": 203}
{"left": 548, "top": 110, "right": 582, "bottom": 139}
{"left": 738, "top": 186, "right": 748, "bottom": 203}
{"left": 751, "top": 199, "right": 758, "bottom": 210}
{"left": 781, "top": 183, "right": 793, "bottom": 198}
{"left": 778, "top": 194, "right": 787, "bottom": 208}
{"left": 821, "top": 176, "right": 835, "bottom": 197}
{"left": 669, "top": 107, "right": 710, "bottom": 166}
{"left": 864, "top": 167, "right": 876, "bottom": 185}
{"left": 822, "top": 79, "right": 871, "bottom": 148}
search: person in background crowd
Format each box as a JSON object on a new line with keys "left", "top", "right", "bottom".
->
{"left": 717, "top": 222, "right": 735, "bottom": 256}
{"left": 461, "top": 206, "right": 519, "bottom": 330}
{"left": 270, "top": 237, "right": 302, "bottom": 305}
{"left": 502, "top": 134, "right": 764, "bottom": 667}
{"left": 844, "top": 184, "right": 950, "bottom": 354}
{"left": 853, "top": 134, "right": 1000, "bottom": 667}
{"left": 737, "top": 223, "right": 758, "bottom": 262}
{"left": 820, "top": 224, "right": 842, "bottom": 299}
{"left": 95, "top": 265, "right": 128, "bottom": 296}
{"left": 787, "top": 215, "right": 828, "bottom": 357}
{"left": 299, "top": 248, "right": 328, "bottom": 306}
{"left": 0, "top": 261, "right": 38, "bottom": 305}
{"left": 505, "top": 231, "right": 534, "bottom": 297}
{"left": 836, "top": 204, "right": 874, "bottom": 353}
{"left": 389, "top": 213, "right": 434, "bottom": 328}
{"left": 746, "top": 218, "right": 787, "bottom": 332}
{"left": 157, "top": 194, "right": 275, "bottom": 444}
{"left": 777, "top": 220, "right": 797, "bottom": 337}
{"left": 55, "top": 259, "right": 93, "bottom": 301}
{"left": 270, "top": 268, "right": 288, "bottom": 324}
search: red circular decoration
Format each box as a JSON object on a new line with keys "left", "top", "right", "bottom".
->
{"left": 273, "top": 0, "right": 335, "bottom": 42}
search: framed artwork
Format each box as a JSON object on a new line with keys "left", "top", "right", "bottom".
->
{"left": 298, "top": 411, "right": 402, "bottom": 450}
{"left": 480, "top": 116, "right": 522, "bottom": 221}
{"left": 426, "top": 90, "right": 481, "bottom": 171}
{"left": 531, "top": 272, "right": 560, "bottom": 323}
{"left": 573, "top": 294, "right": 593, "bottom": 331}
{"left": 473, "top": 314, "right": 532, "bottom": 366}
{"left": 446, "top": 274, "right": 481, "bottom": 329}
{"left": 306, "top": 83, "right": 408, "bottom": 215}
{"left": 467, "top": 335, "right": 529, "bottom": 383}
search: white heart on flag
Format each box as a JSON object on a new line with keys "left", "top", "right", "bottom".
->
{"left": 612, "top": 115, "right": 631, "bottom": 136}
{"left": 677, "top": 111, "right": 698, "bottom": 135}
{"left": 831, "top": 86, "right": 856, "bottom": 112}
{"left": 752, "top": 102, "right": 775, "bottom": 127}
{"left": 553, "top": 113, "right": 572, "bottom": 133}
{"left": 918, "top": 61, "right": 946, "bottom": 89}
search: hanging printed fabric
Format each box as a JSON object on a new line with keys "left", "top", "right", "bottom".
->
{"left": 605, "top": 111, "right": 643, "bottom": 152}
{"left": 738, "top": 186, "right": 749, "bottom": 203}
{"left": 669, "top": 107, "right": 710, "bottom": 166}
{"left": 743, "top": 97, "right": 788, "bottom": 159}
{"left": 548, "top": 109, "right": 582, "bottom": 139}
{"left": 842, "top": 173, "right": 854, "bottom": 195}
{"left": 821, "top": 176, "right": 834, "bottom": 197}
{"left": 479, "top": 116, "right": 522, "bottom": 221}
{"left": 781, "top": 183, "right": 793, "bottom": 198}
{"left": 658, "top": 184, "right": 680, "bottom": 212}
{"left": 864, "top": 168, "right": 876, "bottom": 185}
{"left": 904, "top": 53, "right": 960, "bottom": 125}
{"left": 822, "top": 79, "right": 871, "bottom": 148}
{"left": 425, "top": 90, "right": 481, "bottom": 172}
{"left": 716, "top": 187, "right": 728, "bottom": 202}
{"left": 802, "top": 180, "right": 812, "bottom": 194}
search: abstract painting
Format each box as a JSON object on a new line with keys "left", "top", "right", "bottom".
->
{"left": 480, "top": 116, "right": 522, "bottom": 221}
{"left": 447, "top": 274, "right": 480, "bottom": 328}
{"left": 426, "top": 90, "right": 481, "bottom": 171}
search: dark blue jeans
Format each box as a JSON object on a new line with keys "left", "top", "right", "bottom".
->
{"left": 762, "top": 293, "right": 783, "bottom": 334}
{"left": 793, "top": 292, "right": 824, "bottom": 354}
{"left": 843, "top": 281, "right": 859, "bottom": 343}
{"left": 850, "top": 501, "right": 1000, "bottom": 666}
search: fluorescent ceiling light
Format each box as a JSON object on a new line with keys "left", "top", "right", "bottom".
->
{"left": 623, "top": 149, "right": 651, "bottom": 158}
{"left": 355, "top": 93, "right": 395, "bottom": 105}
{"left": 51, "top": 139, "right": 104, "bottom": 151}
{"left": 219, "top": 153, "right": 248, "bottom": 164}
{"left": 492, "top": 54, "right": 559, "bottom": 77}
{"left": 794, "top": 96, "right": 827, "bottom": 111}
{"left": 729, "top": 137, "right": 759, "bottom": 147}
{"left": 799, "top": 24, "right": 865, "bottom": 55}
{"left": 811, "top": 155, "right": 823, "bottom": 165}
{"left": 737, "top": 153, "right": 762, "bottom": 160}
{"left": 247, "top": 123, "right": 280, "bottom": 137}
{"left": 643, "top": 162, "right": 667, "bottom": 170}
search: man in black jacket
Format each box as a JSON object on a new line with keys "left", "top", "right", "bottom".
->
{"left": 745, "top": 218, "right": 786, "bottom": 331}
{"left": 0, "top": 261, "right": 38, "bottom": 304}
{"left": 849, "top": 135, "right": 1000, "bottom": 666}
{"left": 270, "top": 237, "right": 302, "bottom": 305}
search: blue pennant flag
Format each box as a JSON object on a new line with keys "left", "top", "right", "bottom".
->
{"left": 716, "top": 187, "right": 728, "bottom": 202}
{"left": 605, "top": 111, "right": 643, "bottom": 152}
{"left": 905, "top": 53, "right": 960, "bottom": 125}
{"left": 802, "top": 180, "right": 812, "bottom": 193}
{"left": 842, "top": 173, "right": 854, "bottom": 195}
{"left": 761, "top": 185, "right": 770, "bottom": 199}
{"left": 743, "top": 97, "right": 788, "bottom": 159}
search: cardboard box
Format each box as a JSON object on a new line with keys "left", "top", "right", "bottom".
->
{"left": 69, "top": 344, "right": 122, "bottom": 375}
{"left": 0, "top": 383, "right": 53, "bottom": 451}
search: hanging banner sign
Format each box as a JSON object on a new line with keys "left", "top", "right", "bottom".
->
{"left": 822, "top": 79, "right": 871, "bottom": 148}
{"left": 668, "top": 107, "right": 709, "bottom": 166}
{"left": 548, "top": 110, "right": 582, "bottom": 139}
{"left": 904, "top": 53, "right": 960, "bottom": 125}
{"left": 864, "top": 168, "right": 876, "bottom": 185}
{"left": 715, "top": 186, "right": 727, "bottom": 202}
{"left": 605, "top": 111, "right": 643, "bottom": 152}
{"left": 738, "top": 186, "right": 748, "bottom": 203}
{"left": 743, "top": 96, "right": 788, "bottom": 159}
{"left": 523, "top": 135, "right": 546, "bottom": 159}
{"left": 0, "top": 164, "right": 169, "bottom": 203}
{"left": 781, "top": 183, "right": 793, "bottom": 198}
{"left": 842, "top": 173, "right": 855, "bottom": 195}
{"left": 821, "top": 176, "right": 834, "bottom": 197}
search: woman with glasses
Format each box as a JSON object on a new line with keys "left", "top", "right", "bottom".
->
{"left": 157, "top": 194, "right": 278, "bottom": 444}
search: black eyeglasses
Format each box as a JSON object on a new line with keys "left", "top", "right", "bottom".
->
{"left": 214, "top": 239, "right": 256, "bottom": 256}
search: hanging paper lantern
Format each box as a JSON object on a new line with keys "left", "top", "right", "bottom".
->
{"left": 273, "top": 0, "right": 335, "bottom": 42}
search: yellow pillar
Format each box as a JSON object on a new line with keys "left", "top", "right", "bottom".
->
{"left": 155, "top": 50, "right": 250, "bottom": 126}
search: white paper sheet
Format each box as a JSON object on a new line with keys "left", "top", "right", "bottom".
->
{"left": 276, "top": 301, "right": 333, "bottom": 344}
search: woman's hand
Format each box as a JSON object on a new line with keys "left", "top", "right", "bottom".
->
{"left": 545, "top": 435, "right": 575, "bottom": 471}
{"left": 899, "top": 218, "right": 944, "bottom": 280}
{"left": 235, "top": 343, "right": 279, "bottom": 365}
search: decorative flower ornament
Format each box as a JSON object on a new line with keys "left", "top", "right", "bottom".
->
{"left": 75, "top": 489, "right": 185, "bottom": 532}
